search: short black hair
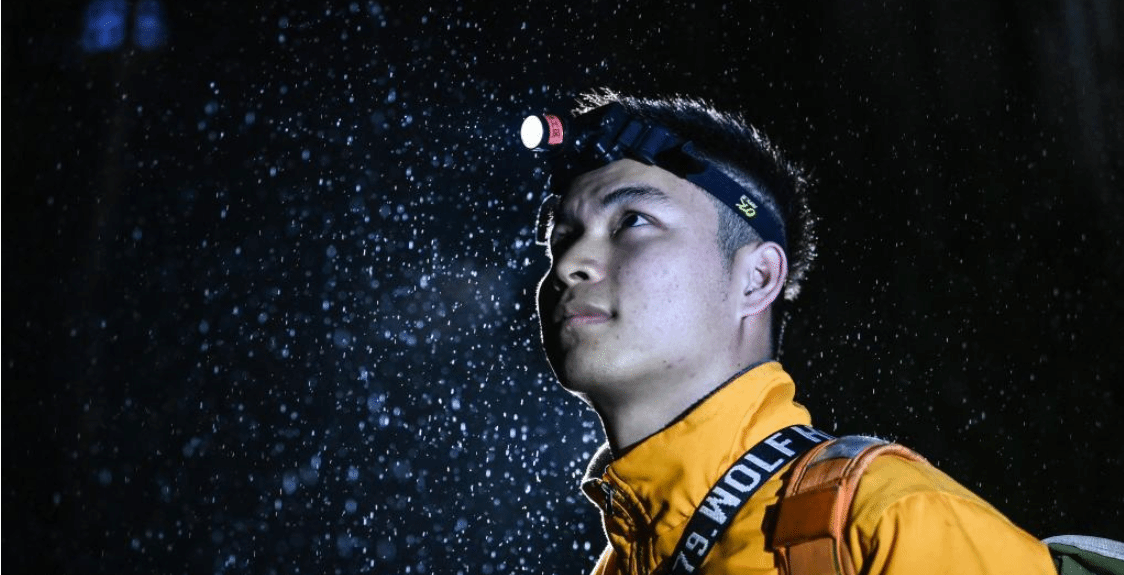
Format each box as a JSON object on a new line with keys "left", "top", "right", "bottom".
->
{"left": 568, "top": 89, "right": 817, "bottom": 303}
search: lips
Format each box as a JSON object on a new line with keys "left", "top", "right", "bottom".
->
{"left": 555, "top": 302, "right": 612, "bottom": 327}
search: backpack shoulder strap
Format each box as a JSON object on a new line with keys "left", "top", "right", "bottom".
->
{"left": 1043, "top": 535, "right": 1124, "bottom": 575}
{"left": 771, "top": 435, "right": 928, "bottom": 575}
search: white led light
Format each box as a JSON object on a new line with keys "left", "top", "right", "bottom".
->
{"left": 521, "top": 115, "right": 544, "bottom": 150}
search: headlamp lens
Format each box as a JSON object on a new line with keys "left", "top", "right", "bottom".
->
{"left": 520, "top": 115, "right": 544, "bottom": 150}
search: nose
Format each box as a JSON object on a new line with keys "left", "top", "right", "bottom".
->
{"left": 552, "top": 234, "right": 606, "bottom": 288}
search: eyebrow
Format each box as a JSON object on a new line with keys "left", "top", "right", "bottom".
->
{"left": 600, "top": 185, "right": 671, "bottom": 209}
{"left": 547, "top": 185, "right": 672, "bottom": 235}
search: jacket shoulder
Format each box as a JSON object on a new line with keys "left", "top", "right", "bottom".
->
{"left": 845, "top": 451, "right": 1055, "bottom": 574}
{"left": 849, "top": 450, "right": 990, "bottom": 528}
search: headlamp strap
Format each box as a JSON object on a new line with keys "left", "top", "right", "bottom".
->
{"left": 592, "top": 105, "right": 683, "bottom": 164}
{"left": 549, "top": 103, "right": 788, "bottom": 250}
{"left": 681, "top": 142, "right": 788, "bottom": 251}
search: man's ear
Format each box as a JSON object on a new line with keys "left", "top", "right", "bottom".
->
{"left": 732, "top": 241, "right": 788, "bottom": 318}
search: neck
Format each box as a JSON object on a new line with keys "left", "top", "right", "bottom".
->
{"left": 593, "top": 359, "right": 773, "bottom": 452}
{"left": 588, "top": 320, "right": 776, "bottom": 452}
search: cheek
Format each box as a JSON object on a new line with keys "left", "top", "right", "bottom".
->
{"left": 646, "top": 255, "right": 728, "bottom": 317}
{"left": 620, "top": 256, "right": 699, "bottom": 313}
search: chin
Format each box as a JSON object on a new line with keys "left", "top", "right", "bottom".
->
{"left": 549, "top": 359, "right": 589, "bottom": 393}
{"left": 545, "top": 349, "right": 592, "bottom": 389}
{"left": 543, "top": 335, "right": 641, "bottom": 399}
{"left": 550, "top": 351, "right": 632, "bottom": 401}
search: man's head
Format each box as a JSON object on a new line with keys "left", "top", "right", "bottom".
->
{"left": 532, "top": 91, "right": 815, "bottom": 405}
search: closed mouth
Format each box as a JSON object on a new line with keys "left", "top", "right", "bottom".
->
{"left": 555, "top": 303, "right": 613, "bottom": 327}
{"left": 563, "top": 312, "right": 612, "bottom": 326}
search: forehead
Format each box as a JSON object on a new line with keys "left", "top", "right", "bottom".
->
{"left": 557, "top": 159, "right": 712, "bottom": 219}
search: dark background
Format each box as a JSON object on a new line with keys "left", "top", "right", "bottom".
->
{"left": 4, "top": 1, "right": 1122, "bottom": 573}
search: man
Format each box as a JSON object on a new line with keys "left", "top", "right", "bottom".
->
{"left": 528, "top": 91, "right": 1055, "bottom": 574}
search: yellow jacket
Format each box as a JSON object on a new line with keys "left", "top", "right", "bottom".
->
{"left": 580, "top": 362, "right": 1055, "bottom": 575}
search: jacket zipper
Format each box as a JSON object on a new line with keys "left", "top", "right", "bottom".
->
{"left": 600, "top": 481, "right": 616, "bottom": 517}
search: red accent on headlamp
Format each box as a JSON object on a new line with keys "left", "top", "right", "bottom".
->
{"left": 544, "top": 114, "right": 564, "bottom": 146}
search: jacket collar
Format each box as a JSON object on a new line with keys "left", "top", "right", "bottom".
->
{"left": 580, "top": 362, "right": 812, "bottom": 562}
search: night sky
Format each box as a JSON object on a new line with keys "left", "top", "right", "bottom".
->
{"left": 4, "top": 1, "right": 1122, "bottom": 574}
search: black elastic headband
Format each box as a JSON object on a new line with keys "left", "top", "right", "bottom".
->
{"left": 521, "top": 103, "right": 787, "bottom": 251}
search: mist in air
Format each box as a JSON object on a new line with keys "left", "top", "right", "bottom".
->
{"left": 5, "top": 1, "right": 1122, "bottom": 573}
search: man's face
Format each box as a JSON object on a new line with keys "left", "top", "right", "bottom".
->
{"left": 537, "top": 159, "right": 744, "bottom": 405}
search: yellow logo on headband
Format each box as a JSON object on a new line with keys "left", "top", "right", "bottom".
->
{"left": 736, "top": 195, "right": 758, "bottom": 219}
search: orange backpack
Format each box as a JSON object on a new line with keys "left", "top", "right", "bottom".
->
{"left": 770, "top": 436, "right": 927, "bottom": 575}
{"left": 769, "top": 436, "right": 1124, "bottom": 575}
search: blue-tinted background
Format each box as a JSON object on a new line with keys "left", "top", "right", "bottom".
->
{"left": 5, "top": 1, "right": 1122, "bottom": 573}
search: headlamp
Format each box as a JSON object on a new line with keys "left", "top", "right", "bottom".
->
{"left": 521, "top": 103, "right": 786, "bottom": 251}
{"left": 520, "top": 114, "right": 565, "bottom": 151}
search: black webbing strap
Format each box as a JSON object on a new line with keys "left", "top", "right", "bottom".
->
{"left": 667, "top": 425, "right": 834, "bottom": 574}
